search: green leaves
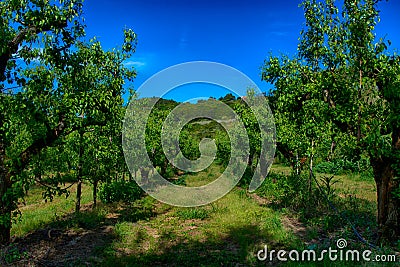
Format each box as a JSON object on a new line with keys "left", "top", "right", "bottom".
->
{"left": 262, "top": 0, "right": 400, "bottom": 241}
{"left": 261, "top": 0, "right": 398, "bottom": 165}
{"left": 0, "top": 0, "right": 138, "bottom": 241}
{"left": 122, "top": 29, "right": 138, "bottom": 54}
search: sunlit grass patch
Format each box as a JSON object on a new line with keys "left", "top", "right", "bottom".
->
{"left": 175, "top": 207, "right": 209, "bottom": 220}
{"left": 103, "top": 188, "right": 300, "bottom": 266}
{"left": 12, "top": 183, "right": 92, "bottom": 237}
{"left": 184, "top": 161, "right": 224, "bottom": 187}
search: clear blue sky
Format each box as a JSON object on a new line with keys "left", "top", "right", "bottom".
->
{"left": 81, "top": 0, "right": 400, "bottom": 102}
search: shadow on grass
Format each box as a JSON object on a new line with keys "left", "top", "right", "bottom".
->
{"left": 2, "top": 204, "right": 288, "bottom": 266}
{"left": 261, "top": 189, "right": 379, "bottom": 248}
{"left": 2, "top": 188, "right": 382, "bottom": 266}
{"left": 100, "top": 224, "right": 279, "bottom": 267}
{"left": 0, "top": 199, "right": 156, "bottom": 267}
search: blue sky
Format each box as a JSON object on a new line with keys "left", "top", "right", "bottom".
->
{"left": 81, "top": 0, "right": 400, "bottom": 102}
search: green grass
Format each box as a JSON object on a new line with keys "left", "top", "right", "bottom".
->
{"left": 183, "top": 161, "right": 224, "bottom": 187}
{"left": 270, "top": 163, "right": 293, "bottom": 176}
{"left": 6, "top": 163, "right": 397, "bottom": 266}
{"left": 175, "top": 207, "right": 210, "bottom": 220}
{"left": 101, "top": 188, "right": 300, "bottom": 266}
{"left": 99, "top": 165, "right": 301, "bottom": 266}
{"left": 262, "top": 164, "right": 379, "bottom": 253}
{"left": 12, "top": 183, "right": 92, "bottom": 237}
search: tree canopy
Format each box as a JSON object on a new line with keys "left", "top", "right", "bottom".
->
{"left": 0, "top": 0, "right": 137, "bottom": 243}
{"left": 262, "top": 0, "right": 400, "bottom": 243}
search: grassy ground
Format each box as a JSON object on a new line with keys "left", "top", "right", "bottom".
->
{"left": 12, "top": 183, "right": 93, "bottom": 238}
{"left": 2, "top": 164, "right": 398, "bottom": 266}
{"left": 266, "top": 164, "right": 377, "bottom": 239}
{"left": 102, "top": 188, "right": 300, "bottom": 266}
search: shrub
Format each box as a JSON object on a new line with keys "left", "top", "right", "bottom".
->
{"left": 170, "top": 177, "right": 186, "bottom": 186}
{"left": 314, "top": 161, "right": 341, "bottom": 174}
{"left": 255, "top": 172, "right": 337, "bottom": 219}
{"left": 256, "top": 172, "right": 309, "bottom": 207}
{"left": 314, "top": 157, "right": 371, "bottom": 175}
{"left": 98, "top": 180, "right": 143, "bottom": 204}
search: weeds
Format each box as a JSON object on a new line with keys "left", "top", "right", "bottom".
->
{"left": 175, "top": 207, "right": 209, "bottom": 220}
{"left": 256, "top": 168, "right": 378, "bottom": 246}
{"left": 1, "top": 244, "right": 28, "bottom": 264}
{"left": 98, "top": 180, "right": 143, "bottom": 204}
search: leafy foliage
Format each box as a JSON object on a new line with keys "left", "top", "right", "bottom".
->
{"left": 256, "top": 172, "right": 309, "bottom": 208}
{"left": 0, "top": 0, "right": 137, "bottom": 243}
{"left": 261, "top": 0, "right": 400, "bottom": 242}
{"left": 314, "top": 157, "right": 370, "bottom": 175}
{"left": 98, "top": 180, "right": 143, "bottom": 204}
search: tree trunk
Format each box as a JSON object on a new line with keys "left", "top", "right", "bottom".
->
{"left": 308, "top": 139, "right": 314, "bottom": 195}
{"left": 140, "top": 168, "right": 149, "bottom": 184}
{"left": 107, "top": 168, "right": 111, "bottom": 183}
{"left": 276, "top": 142, "right": 295, "bottom": 168}
{"left": 75, "top": 130, "right": 84, "bottom": 213}
{"left": 93, "top": 179, "right": 98, "bottom": 208}
{"left": 326, "top": 140, "right": 336, "bottom": 162}
{"left": 0, "top": 114, "right": 11, "bottom": 244}
{"left": 370, "top": 155, "right": 400, "bottom": 243}
{"left": 0, "top": 170, "right": 12, "bottom": 244}
{"left": 35, "top": 152, "right": 42, "bottom": 182}
{"left": 248, "top": 152, "right": 254, "bottom": 171}
{"left": 0, "top": 220, "right": 11, "bottom": 245}
{"left": 121, "top": 160, "right": 125, "bottom": 181}
{"left": 0, "top": 110, "right": 11, "bottom": 244}
{"left": 75, "top": 179, "right": 82, "bottom": 213}
{"left": 371, "top": 127, "right": 400, "bottom": 243}
{"left": 160, "top": 159, "right": 168, "bottom": 177}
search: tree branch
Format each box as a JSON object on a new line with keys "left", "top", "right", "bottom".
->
{"left": 0, "top": 20, "right": 67, "bottom": 80}
{"left": 18, "top": 113, "right": 67, "bottom": 172}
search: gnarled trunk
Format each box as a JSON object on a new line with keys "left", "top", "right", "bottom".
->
{"left": 0, "top": 169, "right": 12, "bottom": 244}
{"left": 371, "top": 157, "right": 400, "bottom": 243}
{"left": 370, "top": 126, "right": 400, "bottom": 243}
